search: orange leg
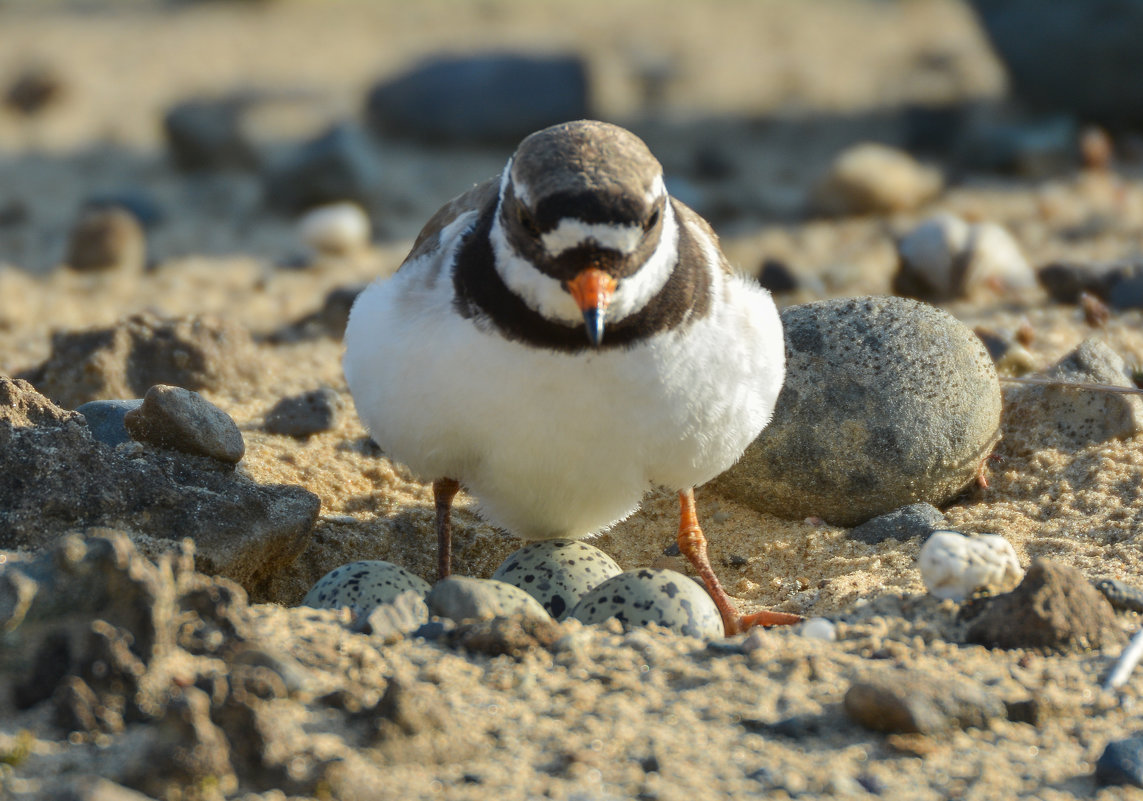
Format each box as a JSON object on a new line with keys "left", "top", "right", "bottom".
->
{"left": 433, "top": 478, "right": 461, "bottom": 580}
{"left": 676, "top": 488, "right": 802, "bottom": 635}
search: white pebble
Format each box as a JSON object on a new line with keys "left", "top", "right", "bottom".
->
{"left": 896, "top": 214, "right": 1034, "bottom": 299}
{"left": 299, "top": 202, "right": 371, "bottom": 256}
{"left": 918, "top": 530, "right": 1023, "bottom": 601}
{"left": 800, "top": 617, "right": 837, "bottom": 641}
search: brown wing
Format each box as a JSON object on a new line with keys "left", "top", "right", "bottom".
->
{"left": 401, "top": 176, "right": 500, "bottom": 268}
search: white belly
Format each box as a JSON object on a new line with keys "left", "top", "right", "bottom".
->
{"left": 343, "top": 238, "right": 784, "bottom": 540}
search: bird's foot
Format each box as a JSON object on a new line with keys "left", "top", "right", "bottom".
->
{"left": 727, "top": 609, "right": 803, "bottom": 636}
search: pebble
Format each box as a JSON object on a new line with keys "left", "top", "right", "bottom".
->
{"left": 426, "top": 576, "right": 550, "bottom": 623}
{"left": 1002, "top": 338, "right": 1143, "bottom": 452}
{"left": 972, "top": 326, "right": 1036, "bottom": 375}
{"left": 1107, "top": 261, "right": 1143, "bottom": 311}
{"left": 4, "top": 64, "right": 65, "bottom": 115}
{"left": 64, "top": 208, "right": 146, "bottom": 273}
{"left": 709, "top": 297, "right": 1001, "bottom": 527}
{"left": 124, "top": 384, "right": 245, "bottom": 465}
{"left": 843, "top": 668, "right": 1005, "bottom": 734}
{"left": 570, "top": 568, "right": 723, "bottom": 640}
{"left": 1096, "top": 735, "right": 1143, "bottom": 788}
{"left": 264, "top": 388, "right": 341, "bottom": 437}
{"left": 799, "top": 617, "right": 837, "bottom": 641}
{"left": 76, "top": 399, "right": 143, "bottom": 447}
{"left": 756, "top": 258, "right": 799, "bottom": 293}
{"left": 365, "top": 53, "right": 589, "bottom": 143}
{"left": 848, "top": 503, "right": 948, "bottom": 545}
{"left": 302, "top": 561, "right": 431, "bottom": 616}
{"left": 298, "top": 202, "right": 371, "bottom": 257}
{"left": 1095, "top": 578, "right": 1143, "bottom": 614}
{"left": 893, "top": 214, "right": 1034, "bottom": 301}
{"left": 918, "top": 530, "right": 1022, "bottom": 602}
{"left": 358, "top": 590, "right": 431, "bottom": 643}
{"left": 965, "top": 559, "right": 1126, "bottom": 652}
{"left": 491, "top": 539, "right": 622, "bottom": 621}
{"left": 810, "top": 142, "right": 943, "bottom": 216}
{"left": 162, "top": 98, "right": 256, "bottom": 172}
{"left": 263, "top": 124, "right": 381, "bottom": 215}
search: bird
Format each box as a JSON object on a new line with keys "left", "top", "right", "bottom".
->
{"left": 343, "top": 119, "right": 799, "bottom": 634}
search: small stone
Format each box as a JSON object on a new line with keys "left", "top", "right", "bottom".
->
{"left": 302, "top": 561, "right": 431, "bottom": 615}
{"left": 972, "top": 327, "right": 1036, "bottom": 375}
{"left": 298, "top": 202, "right": 371, "bottom": 257}
{"left": 849, "top": 503, "right": 948, "bottom": 545}
{"left": 1002, "top": 338, "right": 1143, "bottom": 452}
{"left": 1095, "top": 578, "right": 1143, "bottom": 614}
{"left": 358, "top": 590, "right": 431, "bottom": 643}
{"left": 263, "top": 124, "right": 381, "bottom": 215}
{"left": 1037, "top": 260, "right": 1117, "bottom": 304}
{"left": 1108, "top": 262, "right": 1143, "bottom": 311}
{"left": 65, "top": 208, "right": 145, "bottom": 273}
{"left": 492, "top": 539, "right": 622, "bottom": 620}
{"left": 426, "top": 576, "right": 550, "bottom": 623}
{"left": 163, "top": 98, "right": 256, "bottom": 172}
{"left": 800, "top": 617, "right": 837, "bottom": 641}
{"left": 4, "top": 65, "right": 65, "bottom": 115}
{"left": 965, "top": 559, "right": 1126, "bottom": 652}
{"left": 264, "top": 388, "right": 341, "bottom": 437}
{"left": 1080, "top": 126, "right": 1115, "bottom": 171}
{"left": 365, "top": 54, "right": 589, "bottom": 144}
{"left": 918, "top": 530, "right": 1022, "bottom": 601}
{"left": 709, "top": 297, "right": 1001, "bottom": 527}
{"left": 570, "top": 568, "right": 723, "bottom": 639}
{"left": 844, "top": 668, "right": 1005, "bottom": 734}
{"left": 811, "top": 142, "right": 943, "bottom": 216}
{"left": 757, "top": 258, "right": 798, "bottom": 293}
{"left": 319, "top": 284, "right": 366, "bottom": 338}
{"left": 75, "top": 399, "right": 143, "bottom": 447}
{"left": 124, "top": 384, "right": 245, "bottom": 464}
{"left": 1096, "top": 735, "right": 1143, "bottom": 788}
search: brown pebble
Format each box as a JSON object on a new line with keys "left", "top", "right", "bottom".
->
{"left": 1080, "top": 291, "right": 1111, "bottom": 327}
{"left": 1079, "top": 126, "right": 1114, "bottom": 171}
{"left": 65, "top": 208, "right": 145, "bottom": 273}
{"left": 124, "top": 384, "right": 245, "bottom": 465}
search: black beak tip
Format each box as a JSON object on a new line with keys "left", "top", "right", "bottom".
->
{"left": 583, "top": 308, "right": 605, "bottom": 347}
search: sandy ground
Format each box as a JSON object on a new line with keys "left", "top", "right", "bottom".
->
{"left": 3, "top": 1, "right": 1143, "bottom": 799}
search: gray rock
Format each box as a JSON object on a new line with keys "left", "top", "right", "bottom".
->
{"left": 1108, "top": 262, "right": 1143, "bottom": 311}
{"left": 1095, "top": 578, "right": 1143, "bottom": 614}
{"left": 1037, "top": 260, "right": 1116, "bottom": 304}
{"left": 967, "top": 0, "right": 1143, "bottom": 128}
{"left": 365, "top": 54, "right": 589, "bottom": 144}
{"left": 357, "top": 590, "right": 431, "bottom": 643}
{"left": 965, "top": 559, "right": 1126, "bottom": 653}
{"left": 1002, "top": 338, "right": 1143, "bottom": 452}
{"left": 492, "top": 539, "right": 622, "bottom": 620}
{"left": 18, "top": 311, "right": 261, "bottom": 410}
{"left": 844, "top": 668, "right": 1006, "bottom": 734}
{"left": 319, "top": 283, "right": 366, "bottom": 338}
{"left": 125, "top": 384, "right": 245, "bottom": 465}
{"left": 426, "top": 576, "right": 550, "bottom": 623}
{"left": 709, "top": 297, "right": 1001, "bottom": 527}
{"left": 302, "top": 560, "right": 431, "bottom": 614}
{"left": 163, "top": 98, "right": 256, "bottom": 172}
{"left": 0, "top": 378, "right": 318, "bottom": 595}
{"left": 810, "top": 143, "right": 942, "bottom": 216}
{"left": 1097, "top": 734, "right": 1143, "bottom": 788}
{"left": 263, "top": 124, "right": 381, "bottom": 215}
{"left": 76, "top": 399, "right": 142, "bottom": 447}
{"left": 848, "top": 503, "right": 948, "bottom": 545}
{"left": 264, "top": 388, "right": 341, "bottom": 437}
{"left": 570, "top": 568, "right": 723, "bottom": 639}
{"left": 65, "top": 208, "right": 145, "bottom": 273}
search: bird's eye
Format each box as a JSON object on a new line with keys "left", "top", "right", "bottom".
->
{"left": 644, "top": 209, "right": 660, "bottom": 232}
{"left": 517, "top": 207, "right": 540, "bottom": 237}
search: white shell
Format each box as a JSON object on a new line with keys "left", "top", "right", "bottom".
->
{"left": 299, "top": 202, "right": 371, "bottom": 256}
{"left": 301, "top": 560, "right": 430, "bottom": 614}
{"left": 918, "top": 530, "right": 1023, "bottom": 601}
{"left": 492, "top": 539, "right": 622, "bottom": 620}
{"left": 570, "top": 568, "right": 723, "bottom": 639}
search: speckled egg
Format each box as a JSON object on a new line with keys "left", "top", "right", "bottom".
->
{"left": 570, "top": 568, "right": 724, "bottom": 639}
{"left": 301, "top": 560, "right": 431, "bottom": 614}
{"left": 492, "top": 539, "right": 622, "bottom": 620}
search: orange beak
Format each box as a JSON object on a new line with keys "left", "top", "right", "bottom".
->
{"left": 565, "top": 267, "right": 617, "bottom": 346}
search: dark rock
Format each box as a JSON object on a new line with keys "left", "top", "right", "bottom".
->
{"left": 0, "top": 380, "right": 317, "bottom": 593}
{"left": 1095, "top": 578, "right": 1143, "bottom": 614}
{"left": 965, "top": 559, "right": 1126, "bottom": 652}
{"left": 966, "top": 0, "right": 1143, "bottom": 128}
{"left": 709, "top": 297, "right": 1001, "bottom": 527}
{"left": 757, "top": 258, "right": 798, "bottom": 293}
{"left": 85, "top": 189, "right": 166, "bottom": 229}
{"left": 163, "top": 98, "right": 256, "bottom": 172}
{"left": 264, "top": 387, "right": 341, "bottom": 437}
{"left": 1108, "top": 262, "right": 1143, "bottom": 311}
{"left": 848, "top": 503, "right": 948, "bottom": 544}
{"left": 973, "top": 327, "right": 1012, "bottom": 363}
{"left": 4, "top": 64, "right": 65, "bottom": 115}
{"left": 19, "top": 311, "right": 261, "bottom": 410}
{"left": 64, "top": 208, "right": 146, "bottom": 273}
{"left": 125, "top": 384, "right": 245, "bottom": 464}
{"left": 364, "top": 53, "right": 589, "bottom": 144}
{"left": 263, "top": 124, "right": 381, "bottom": 215}
{"left": 1096, "top": 735, "right": 1143, "bottom": 788}
{"left": 1037, "top": 260, "right": 1118, "bottom": 304}
{"left": 75, "top": 399, "right": 143, "bottom": 447}
{"left": 320, "top": 283, "right": 366, "bottom": 338}
{"left": 844, "top": 668, "right": 1005, "bottom": 734}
